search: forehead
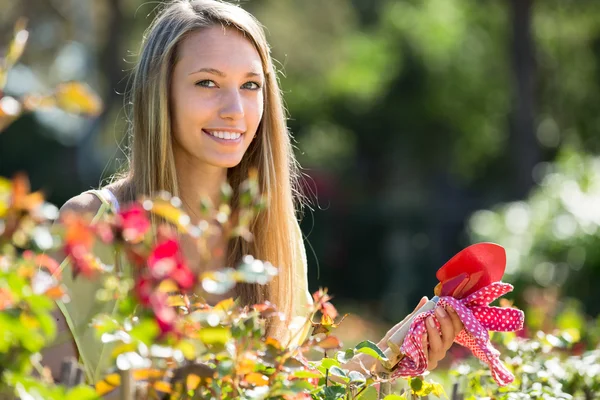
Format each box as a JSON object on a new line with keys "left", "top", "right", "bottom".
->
{"left": 177, "top": 25, "right": 263, "bottom": 73}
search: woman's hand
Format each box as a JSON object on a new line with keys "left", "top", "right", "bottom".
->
{"left": 421, "top": 303, "right": 463, "bottom": 370}
{"left": 343, "top": 297, "right": 463, "bottom": 374}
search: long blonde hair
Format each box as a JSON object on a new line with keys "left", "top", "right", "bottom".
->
{"left": 123, "top": 0, "right": 303, "bottom": 338}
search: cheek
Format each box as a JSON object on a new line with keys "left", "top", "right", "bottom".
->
{"left": 173, "top": 89, "right": 215, "bottom": 128}
{"left": 248, "top": 93, "right": 264, "bottom": 129}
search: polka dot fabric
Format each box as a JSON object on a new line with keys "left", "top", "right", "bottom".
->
{"left": 391, "top": 282, "right": 524, "bottom": 386}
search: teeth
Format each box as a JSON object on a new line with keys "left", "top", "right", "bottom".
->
{"left": 206, "top": 130, "right": 241, "bottom": 140}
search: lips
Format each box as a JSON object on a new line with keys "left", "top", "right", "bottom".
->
{"left": 202, "top": 129, "right": 244, "bottom": 142}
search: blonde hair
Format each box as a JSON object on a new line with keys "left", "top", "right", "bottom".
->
{"left": 122, "top": 0, "right": 303, "bottom": 339}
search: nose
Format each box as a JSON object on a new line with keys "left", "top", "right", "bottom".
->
{"left": 219, "top": 89, "right": 244, "bottom": 120}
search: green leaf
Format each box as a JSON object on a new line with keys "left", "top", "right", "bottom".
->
{"left": 336, "top": 348, "right": 356, "bottom": 364}
{"left": 36, "top": 311, "right": 56, "bottom": 341}
{"left": 322, "top": 386, "right": 347, "bottom": 400}
{"left": 355, "top": 340, "right": 388, "bottom": 361}
{"left": 282, "top": 357, "right": 305, "bottom": 371}
{"left": 348, "top": 370, "right": 366, "bottom": 384}
{"left": 320, "top": 358, "right": 341, "bottom": 370}
{"left": 65, "top": 385, "right": 100, "bottom": 400}
{"left": 328, "top": 366, "right": 348, "bottom": 382}
{"left": 129, "top": 319, "right": 159, "bottom": 345}
{"left": 292, "top": 370, "right": 321, "bottom": 379}
{"left": 286, "top": 379, "right": 315, "bottom": 393}
{"left": 409, "top": 377, "right": 423, "bottom": 392}
{"left": 356, "top": 386, "right": 378, "bottom": 400}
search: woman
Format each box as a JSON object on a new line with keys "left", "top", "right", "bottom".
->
{"left": 48, "top": 0, "right": 463, "bottom": 384}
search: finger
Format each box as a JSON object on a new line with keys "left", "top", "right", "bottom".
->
{"left": 425, "top": 316, "right": 443, "bottom": 361}
{"left": 422, "top": 332, "right": 436, "bottom": 370}
{"left": 446, "top": 306, "right": 464, "bottom": 335}
{"left": 434, "top": 307, "right": 455, "bottom": 350}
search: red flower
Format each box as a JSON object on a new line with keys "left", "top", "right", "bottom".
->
{"left": 148, "top": 239, "right": 195, "bottom": 290}
{"left": 312, "top": 288, "right": 338, "bottom": 320}
{"left": 434, "top": 243, "right": 506, "bottom": 299}
{"left": 135, "top": 275, "right": 153, "bottom": 306}
{"left": 150, "top": 293, "right": 177, "bottom": 335}
{"left": 171, "top": 263, "right": 195, "bottom": 290}
{"left": 118, "top": 204, "right": 150, "bottom": 243}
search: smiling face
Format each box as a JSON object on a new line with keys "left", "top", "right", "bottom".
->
{"left": 170, "top": 25, "right": 265, "bottom": 169}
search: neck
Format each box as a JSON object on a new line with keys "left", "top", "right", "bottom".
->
{"left": 175, "top": 154, "right": 228, "bottom": 222}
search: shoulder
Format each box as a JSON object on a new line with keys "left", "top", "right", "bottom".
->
{"left": 59, "top": 178, "right": 132, "bottom": 218}
{"left": 60, "top": 192, "right": 103, "bottom": 218}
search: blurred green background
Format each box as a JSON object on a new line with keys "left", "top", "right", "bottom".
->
{"left": 2, "top": 0, "right": 600, "bottom": 354}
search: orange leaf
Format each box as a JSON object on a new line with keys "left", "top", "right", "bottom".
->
{"left": 186, "top": 374, "right": 201, "bottom": 391}
{"left": 316, "top": 335, "right": 342, "bottom": 350}
{"left": 11, "top": 173, "right": 44, "bottom": 212}
{"left": 237, "top": 353, "right": 257, "bottom": 375}
{"left": 244, "top": 372, "right": 269, "bottom": 387}
{"left": 34, "top": 253, "right": 61, "bottom": 277}
{"left": 265, "top": 337, "right": 282, "bottom": 350}
{"left": 44, "top": 285, "right": 67, "bottom": 300}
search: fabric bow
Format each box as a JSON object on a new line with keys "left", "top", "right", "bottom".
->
{"left": 391, "top": 281, "right": 524, "bottom": 386}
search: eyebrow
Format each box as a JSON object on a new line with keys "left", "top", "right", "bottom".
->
{"left": 189, "top": 67, "right": 263, "bottom": 78}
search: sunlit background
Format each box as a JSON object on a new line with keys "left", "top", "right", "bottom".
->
{"left": 2, "top": 0, "right": 600, "bottom": 383}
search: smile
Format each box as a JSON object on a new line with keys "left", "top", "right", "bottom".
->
{"left": 203, "top": 129, "right": 243, "bottom": 141}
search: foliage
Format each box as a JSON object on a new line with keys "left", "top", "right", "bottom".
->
{"left": 0, "top": 18, "right": 102, "bottom": 133}
{"left": 0, "top": 170, "right": 454, "bottom": 399}
{"left": 450, "top": 329, "right": 600, "bottom": 399}
{"left": 468, "top": 149, "right": 600, "bottom": 316}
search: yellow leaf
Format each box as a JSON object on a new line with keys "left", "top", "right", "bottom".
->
{"left": 150, "top": 199, "right": 190, "bottom": 231}
{"left": 167, "top": 295, "right": 186, "bottom": 308}
{"left": 214, "top": 297, "right": 235, "bottom": 312}
{"left": 186, "top": 374, "right": 201, "bottom": 391}
{"left": 149, "top": 380, "right": 171, "bottom": 394}
{"left": 176, "top": 340, "right": 197, "bottom": 360}
{"left": 54, "top": 82, "right": 102, "bottom": 116}
{"left": 245, "top": 372, "right": 269, "bottom": 387}
{"left": 158, "top": 279, "right": 180, "bottom": 294}
{"left": 237, "top": 353, "right": 257, "bottom": 375}
{"left": 198, "top": 326, "right": 231, "bottom": 345}
{"left": 95, "top": 373, "right": 120, "bottom": 396}
{"left": 132, "top": 368, "right": 167, "bottom": 381}
{"left": 19, "top": 312, "right": 39, "bottom": 329}
{"left": 111, "top": 343, "right": 137, "bottom": 358}
{"left": 321, "top": 314, "right": 334, "bottom": 326}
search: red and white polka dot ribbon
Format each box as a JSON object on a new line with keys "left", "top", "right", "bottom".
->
{"left": 391, "top": 282, "right": 524, "bottom": 386}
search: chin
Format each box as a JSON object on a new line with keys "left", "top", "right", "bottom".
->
{"left": 207, "top": 156, "right": 245, "bottom": 169}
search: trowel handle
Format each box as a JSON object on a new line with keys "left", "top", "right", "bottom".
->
{"left": 380, "top": 296, "right": 439, "bottom": 370}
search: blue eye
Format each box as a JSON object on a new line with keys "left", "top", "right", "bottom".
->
{"left": 195, "top": 80, "right": 216, "bottom": 88}
{"left": 242, "top": 81, "right": 261, "bottom": 90}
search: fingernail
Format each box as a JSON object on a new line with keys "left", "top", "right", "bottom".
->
{"left": 427, "top": 316, "right": 436, "bottom": 328}
{"left": 435, "top": 307, "right": 447, "bottom": 318}
{"left": 447, "top": 306, "right": 456, "bottom": 314}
